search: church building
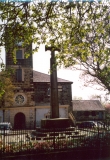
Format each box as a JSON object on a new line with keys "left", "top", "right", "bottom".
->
{"left": 0, "top": 44, "right": 73, "bottom": 129}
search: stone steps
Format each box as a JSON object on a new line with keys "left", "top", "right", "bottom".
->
{"left": 29, "top": 128, "right": 80, "bottom": 141}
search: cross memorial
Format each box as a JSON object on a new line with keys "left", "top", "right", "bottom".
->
{"left": 41, "top": 46, "right": 70, "bottom": 129}
{"left": 45, "top": 45, "right": 60, "bottom": 118}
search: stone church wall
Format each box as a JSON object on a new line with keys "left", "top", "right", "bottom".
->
{"left": 4, "top": 107, "right": 35, "bottom": 129}
{"left": 34, "top": 82, "right": 72, "bottom": 111}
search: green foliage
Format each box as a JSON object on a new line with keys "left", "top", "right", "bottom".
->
{"left": 105, "top": 112, "right": 110, "bottom": 120}
{"left": 0, "top": 69, "right": 15, "bottom": 107}
{"left": 0, "top": 2, "right": 110, "bottom": 92}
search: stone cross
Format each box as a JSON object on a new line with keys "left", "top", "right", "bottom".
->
{"left": 45, "top": 46, "right": 60, "bottom": 118}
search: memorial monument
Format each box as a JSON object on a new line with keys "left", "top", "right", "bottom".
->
{"left": 41, "top": 45, "right": 70, "bottom": 129}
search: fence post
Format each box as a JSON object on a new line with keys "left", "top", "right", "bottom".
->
{"left": 98, "top": 126, "right": 99, "bottom": 138}
{"left": 53, "top": 127, "right": 55, "bottom": 150}
{"left": 3, "top": 126, "right": 5, "bottom": 153}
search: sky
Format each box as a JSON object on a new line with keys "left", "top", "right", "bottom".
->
{"left": 33, "top": 44, "right": 106, "bottom": 100}
{"left": 0, "top": 44, "right": 106, "bottom": 100}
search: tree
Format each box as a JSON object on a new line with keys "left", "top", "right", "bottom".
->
{"left": 104, "top": 104, "right": 110, "bottom": 121}
{"left": 89, "top": 94, "right": 102, "bottom": 101}
{"left": 0, "top": 75, "right": 14, "bottom": 107}
{"left": 0, "top": 2, "right": 110, "bottom": 93}
{"left": 73, "top": 96, "right": 83, "bottom": 100}
{"left": 57, "top": 3, "right": 110, "bottom": 93}
{"left": 0, "top": 69, "right": 15, "bottom": 121}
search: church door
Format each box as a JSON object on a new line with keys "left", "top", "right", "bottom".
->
{"left": 14, "top": 112, "right": 26, "bottom": 129}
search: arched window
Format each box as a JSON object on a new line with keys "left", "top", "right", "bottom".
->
{"left": 16, "top": 49, "right": 24, "bottom": 59}
{"left": 16, "top": 69, "right": 24, "bottom": 82}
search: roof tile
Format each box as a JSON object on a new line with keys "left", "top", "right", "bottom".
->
{"left": 72, "top": 100, "right": 105, "bottom": 111}
{"left": 33, "top": 70, "right": 73, "bottom": 83}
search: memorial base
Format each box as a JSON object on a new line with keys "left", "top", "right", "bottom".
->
{"left": 41, "top": 118, "right": 70, "bottom": 129}
{"left": 35, "top": 118, "right": 75, "bottom": 139}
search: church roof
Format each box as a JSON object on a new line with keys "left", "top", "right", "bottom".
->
{"left": 72, "top": 100, "right": 105, "bottom": 111}
{"left": 33, "top": 70, "right": 73, "bottom": 83}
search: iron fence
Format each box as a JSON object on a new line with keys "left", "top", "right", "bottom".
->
{"left": 0, "top": 123, "right": 110, "bottom": 157}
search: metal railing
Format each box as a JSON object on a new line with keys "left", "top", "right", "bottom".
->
{"left": 0, "top": 124, "right": 110, "bottom": 157}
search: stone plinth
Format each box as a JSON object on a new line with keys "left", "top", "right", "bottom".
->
{"left": 41, "top": 118, "right": 70, "bottom": 129}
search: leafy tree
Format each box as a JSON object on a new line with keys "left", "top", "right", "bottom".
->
{"left": 0, "top": 69, "right": 15, "bottom": 121}
{"left": 0, "top": 2, "right": 110, "bottom": 93}
{"left": 104, "top": 104, "right": 110, "bottom": 121}
{"left": 0, "top": 70, "right": 15, "bottom": 107}
{"left": 57, "top": 3, "right": 110, "bottom": 93}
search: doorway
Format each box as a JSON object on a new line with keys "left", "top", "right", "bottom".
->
{"left": 14, "top": 112, "right": 26, "bottom": 129}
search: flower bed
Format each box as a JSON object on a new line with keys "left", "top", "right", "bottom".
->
{"left": 0, "top": 139, "right": 75, "bottom": 155}
{"left": 0, "top": 130, "right": 110, "bottom": 156}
